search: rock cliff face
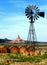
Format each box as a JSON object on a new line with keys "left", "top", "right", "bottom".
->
{"left": 10, "top": 35, "right": 25, "bottom": 43}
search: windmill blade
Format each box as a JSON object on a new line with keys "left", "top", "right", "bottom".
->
{"left": 27, "top": 15, "right": 30, "bottom": 18}
{"left": 34, "top": 5, "right": 36, "bottom": 9}
{"left": 36, "top": 9, "right": 40, "bottom": 12}
{"left": 25, "top": 11, "right": 29, "bottom": 13}
{"left": 36, "top": 17, "right": 38, "bottom": 20}
{"left": 34, "top": 18, "right": 35, "bottom": 21}
{"left": 38, "top": 12, "right": 45, "bottom": 17}
{"left": 36, "top": 9, "right": 39, "bottom": 12}
{"left": 25, "top": 9, "right": 29, "bottom": 11}
{"left": 36, "top": 7, "right": 38, "bottom": 9}
{"left": 36, "top": 15, "right": 39, "bottom": 18}
{"left": 26, "top": 13, "right": 29, "bottom": 16}
{"left": 27, "top": 7, "right": 30, "bottom": 10}
{"left": 29, "top": 16, "right": 31, "bottom": 20}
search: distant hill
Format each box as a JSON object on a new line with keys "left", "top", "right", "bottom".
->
{"left": 0, "top": 38, "right": 11, "bottom": 43}
{"left": 10, "top": 35, "right": 25, "bottom": 44}
{"left": 0, "top": 36, "right": 47, "bottom": 46}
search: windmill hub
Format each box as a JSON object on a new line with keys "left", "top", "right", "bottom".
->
{"left": 30, "top": 10, "right": 34, "bottom": 15}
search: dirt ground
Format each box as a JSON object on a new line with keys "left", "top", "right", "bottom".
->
{"left": 10, "top": 60, "right": 47, "bottom": 65}
{"left": 0, "top": 59, "right": 47, "bottom": 65}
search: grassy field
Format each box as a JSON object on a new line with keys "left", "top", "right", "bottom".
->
{"left": 0, "top": 51, "right": 47, "bottom": 65}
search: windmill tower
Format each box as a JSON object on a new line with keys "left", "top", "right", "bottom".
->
{"left": 25, "top": 5, "right": 45, "bottom": 46}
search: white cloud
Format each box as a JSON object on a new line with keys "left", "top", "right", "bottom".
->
{"left": 0, "top": 15, "right": 29, "bottom": 26}
{"left": 34, "top": 23, "right": 47, "bottom": 42}
{"left": 0, "top": 23, "right": 47, "bottom": 41}
{"left": 0, "top": 15, "right": 29, "bottom": 39}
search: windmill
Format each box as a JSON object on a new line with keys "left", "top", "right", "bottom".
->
{"left": 25, "top": 5, "right": 45, "bottom": 46}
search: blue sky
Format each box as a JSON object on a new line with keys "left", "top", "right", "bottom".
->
{"left": 0, "top": 0, "right": 47, "bottom": 42}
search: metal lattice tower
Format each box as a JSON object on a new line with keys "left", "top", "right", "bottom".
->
{"left": 25, "top": 5, "right": 45, "bottom": 46}
{"left": 27, "top": 23, "right": 37, "bottom": 45}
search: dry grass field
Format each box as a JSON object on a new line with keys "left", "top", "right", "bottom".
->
{"left": 0, "top": 51, "right": 47, "bottom": 65}
{"left": 0, "top": 45, "right": 47, "bottom": 65}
